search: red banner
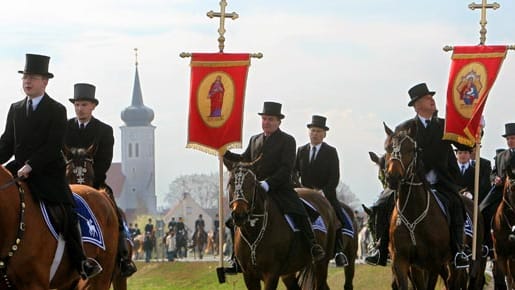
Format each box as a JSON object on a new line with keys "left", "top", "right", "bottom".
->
{"left": 443, "top": 45, "right": 507, "bottom": 146}
{"left": 186, "top": 53, "right": 250, "bottom": 155}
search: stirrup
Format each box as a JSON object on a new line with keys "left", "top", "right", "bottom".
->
{"left": 335, "top": 252, "right": 348, "bottom": 267}
{"left": 80, "top": 258, "right": 103, "bottom": 280}
{"left": 453, "top": 252, "right": 469, "bottom": 269}
{"left": 481, "top": 245, "right": 490, "bottom": 258}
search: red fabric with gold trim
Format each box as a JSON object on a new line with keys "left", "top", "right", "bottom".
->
{"left": 187, "top": 53, "right": 250, "bottom": 155}
{"left": 444, "top": 45, "right": 507, "bottom": 146}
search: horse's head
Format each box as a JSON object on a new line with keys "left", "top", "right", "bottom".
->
{"left": 383, "top": 122, "right": 419, "bottom": 189}
{"left": 362, "top": 204, "right": 377, "bottom": 240}
{"left": 369, "top": 151, "right": 387, "bottom": 189}
{"left": 503, "top": 162, "right": 515, "bottom": 210}
{"left": 225, "top": 159, "right": 262, "bottom": 227}
{"left": 63, "top": 145, "right": 95, "bottom": 185}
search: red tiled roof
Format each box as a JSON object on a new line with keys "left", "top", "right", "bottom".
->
{"left": 106, "top": 162, "right": 125, "bottom": 199}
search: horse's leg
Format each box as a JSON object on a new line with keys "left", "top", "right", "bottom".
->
{"left": 344, "top": 263, "right": 355, "bottom": 290}
{"left": 262, "top": 274, "right": 280, "bottom": 290}
{"left": 281, "top": 274, "right": 301, "bottom": 290}
{"left": 392, "top": 259, "right": 410, "bottom": 290}
{"left": 492, "top": 260, "right": 508, "bottom": 290}
{"left": 242, "top": 274, "right": 262, "bottom": 290}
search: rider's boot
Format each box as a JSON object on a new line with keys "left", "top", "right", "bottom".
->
{"left": 451, "top": 225, "right": 469, "bottom": 269}
{"left": 223, "top": 218, "right": 242, "bottom": 274}
{"left": 334, "top": 231, "right": 348, "bottom": 267}
{"left": 296, "top": 215, "right": 325, "bottom": 263}
{"left": 67, "top": 211, "right": 103, "bottom": 279}
{"left": 118, "top": 228, "right": 137, "bottom": 277}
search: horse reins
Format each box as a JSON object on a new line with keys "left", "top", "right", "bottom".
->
{"left": 66, "top": 157, "right": 94, "bottom": 185}
{"left": 390, "top": 132, "right": 430, "bottom": 246}
{"left": 231, "top": 167, "right": 268, "bottom": 266}
{"left": 0, "top": 179, "right": 27, "bottom": 288}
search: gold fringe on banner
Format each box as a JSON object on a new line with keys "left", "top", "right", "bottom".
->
{"left": 186, "top": 141, "right": 242, "bottom": 156}
{"left": 191, "top": 60, "right": 250, "bottom": 67}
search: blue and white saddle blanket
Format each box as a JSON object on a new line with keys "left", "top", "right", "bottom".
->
{"left": 40, "top": 192, "right": 106, "bottom": 250}
{"left": 284, "top": 198, "right": 355, "bottom": 238}
{"left": 431, "top": 190, "right": 473, "bottom": 238}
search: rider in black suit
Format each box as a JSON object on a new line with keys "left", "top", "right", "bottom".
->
{"left": 223, "top": 102, "right": 326, "bottom": 274}
{"left": 0, "top": 54, "right": 101, "bottom": 279}
{"left": 481, "top": 123, "right": 515, "bottom": 250}
{"left": 293, "top": 115, "right": 347, "bottom": 266}
{"left": 64, "top": 83, "right": 136, "bottom": 277}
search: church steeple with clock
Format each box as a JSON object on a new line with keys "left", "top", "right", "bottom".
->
{"left": 118, "top": 49, "right": 157, "bottom": 216}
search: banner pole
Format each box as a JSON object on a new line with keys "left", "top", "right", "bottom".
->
{"left": 472, "top": 140, "right": 481, "bottom": 261}
{"left": 218, "top": 155, "right": 224, "bottom": 267}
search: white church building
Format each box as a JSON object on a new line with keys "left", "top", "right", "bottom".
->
{"left": 114, "top": 60, "right": 157, "bottom": 218}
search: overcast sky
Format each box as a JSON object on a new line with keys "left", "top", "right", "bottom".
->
{"left": 1, "top": 0, "right": 515, "bottom": 207}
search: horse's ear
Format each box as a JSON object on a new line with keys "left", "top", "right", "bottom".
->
{"left": 223, "top": 156, "right": 234, "bottom": 171}
{"left": 362, "top": 204, "right": 372, "bottom": 216}
{"left": 383, "top": 122, "right": 393, "bottom": 137}
{"left": 63, "top": 145, "right": 72, "bottom": 160}
{"left": 369, "top": 151, "right": 380, "bottom": 165}
{"left": 86, "top": 144, "right": 97, "bottom": 156}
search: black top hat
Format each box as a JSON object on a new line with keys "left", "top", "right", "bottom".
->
{"left": 18, "top": 54, "right": 54, "bottom": 78}
{"left": 258, "top": 101, "right": 285, "bottom": 119}
{"left": 307, "top": 115, "right": 329, "bottom": 131}
{"left": 454, "top": 143, "right": 473, "bottom": 152}
{"left": 502, "top": 123, "right": 515, "bottom": 137}
{"left": 69, "top": 83, "right": 99, "bottom": 105}
{"left": 408, "top": 83, "right": 435, "bottom": 106}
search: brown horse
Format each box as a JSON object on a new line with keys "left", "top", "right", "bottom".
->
{"left": 368, "top": 150, "right": 487, "bottom": 290}
{"left": 384, "top": 123, "right": 453, "bottom": 289}
{"left": 0, "top": 166, "right": 118, "bottom": 290}
{"left": 338, "top": 202, "right": 358, "bottom": 290}
{"left": 492, "top": 169, "right": 515, "bottom": 288}
{"left": 224, "top": 161, "right": 336, "bottom": 290}
{"left": 64, "top": 146, "right": 132, "bottom": 290}
{"left": 191, "top": 225, "right": 208, "bottom": 260}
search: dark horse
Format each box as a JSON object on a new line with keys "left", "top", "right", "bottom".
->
{"left": 338, "top": 202, "right": 358, "bottom": 290}
{"left": 224, "top": 160, "right": 336, "bottom": 290}
{"left": 0, "top": 166, "right": 119, "bottom": 290}
{"left": 492, "top": 166, "right": 515, "bottom": 288}
{"left": 63, "top": 146, "right": 131, "bottom": 290}
{"left": 384, "top": 123, "right": 454, "bottom": 289}
{"left": 192, "top": 225, "right": 208, "bottom": 260}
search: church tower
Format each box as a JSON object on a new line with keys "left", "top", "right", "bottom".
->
{"left": 118, "top": 51, "right": 157, "bottom": 216}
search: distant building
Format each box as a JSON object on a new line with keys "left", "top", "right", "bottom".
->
{"left": 116, "top": 59, "right": 157, "bottom": 218}
{"left": 163, "top": 192, "right": 213, "bottom": 234}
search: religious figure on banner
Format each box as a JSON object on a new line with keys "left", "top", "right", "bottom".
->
{"left": 457, "top": 72, "right": 481, "bottom": 105}
{"left": 207, "top": 75, "right": 225, "bottom": 117}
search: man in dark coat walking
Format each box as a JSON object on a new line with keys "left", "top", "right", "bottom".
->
{"left": 64, "top": 83, "right": 136, "bottom": 277}
{"left": 294, "top": 115, "right": 347, "bottom": 266}
{"left": 0, "top": 54, "right": 101, "bottom": 279}
{"left": 223, "top": 101, "right": 326, "bottom": 273}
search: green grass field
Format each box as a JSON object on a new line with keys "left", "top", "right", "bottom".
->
{"left": 124, "top": 260, "right": 448, "bottom": 290}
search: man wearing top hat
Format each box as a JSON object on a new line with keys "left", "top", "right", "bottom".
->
{"left": 64, "top": 83, "right": 137, "bottom": 277}
{"left": 0, "top": 54, "right": 102, "bottom": 279}
{"left": 366, "top": 83, "right": 469, "bottom": 268}
{"left": 481, "top": 123, "right": 515, "bottom": 248}
{"left": 293, "top": 115, "right": 347, "bottom": 267}
{"left": 223, "top": 101, "right": 326, "bottom": 274}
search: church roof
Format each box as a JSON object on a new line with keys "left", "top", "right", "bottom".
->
{"left": 121, "top": 64, "right": 154, "bottom": 126}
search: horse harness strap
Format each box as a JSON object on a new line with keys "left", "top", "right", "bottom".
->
{"left": 0, "top": 181, "right": 26, "bottom": 289}
{"left": 238, "top": 199, "right": 269, "bottom": 266}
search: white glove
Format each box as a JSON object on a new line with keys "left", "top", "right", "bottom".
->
{"left": 259, "top": 180, "right": 269, "bottom": 192}
{"left": 462, "top": 191, "right": 473, "bottom": 200}
{"left": 17, "top": 164, "right": 32, "bottom": 178}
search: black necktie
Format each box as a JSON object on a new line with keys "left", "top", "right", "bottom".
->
{"left": 27, "top": 99, "right": 33, "bottom": 118}
{"left": 425, "top": 119, "right": 431, "bottom": 128}
{"left": 461, "top": 165, "right": 466, "bottom": 175}
{"left": 80, "top": 123, "right": 85, "bottom": 130}
{"left": 310, "top": 146, "right": 317, "bottom": 163}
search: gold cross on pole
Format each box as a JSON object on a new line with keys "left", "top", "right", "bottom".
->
{"left": 207, "top": 0, "right": 239, "bottom": 53}
{"left": 468, "top": 0, "right": 500, "bottom": 45}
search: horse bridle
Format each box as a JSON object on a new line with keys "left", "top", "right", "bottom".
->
{"left": 0, "top": 179, "right": 26, "bottom": 288}
{"left": 389, "top": 132, "right": 430, "bottom": 246}
{"left": 501, "top": 177, "right": 515, "bottom": 232}
{"left": 229, "top": 166, "right": 268, "bottom": 265}
{"left": 66, "top": 157, "right": 94, "bottom": 185}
